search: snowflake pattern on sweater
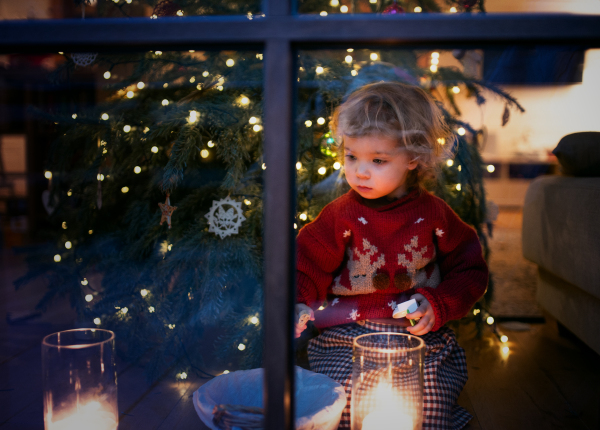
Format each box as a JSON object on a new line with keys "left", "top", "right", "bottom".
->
{"left": 296, "top": 188, "right": 488, "bottom": 331}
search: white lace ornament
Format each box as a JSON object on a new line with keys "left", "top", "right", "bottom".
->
{"left": 71, "top": 53, "right": 98, "bottom": 67}
{"left": 205, "top": 196, "right": 247, "bottom": 239}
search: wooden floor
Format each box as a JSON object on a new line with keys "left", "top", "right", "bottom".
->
{"left": 1, "top": 248, "right": 599, "bottom": 430}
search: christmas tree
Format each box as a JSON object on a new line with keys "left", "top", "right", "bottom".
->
{"left": 15, "top": 0, "right": 524, "bottom": 380}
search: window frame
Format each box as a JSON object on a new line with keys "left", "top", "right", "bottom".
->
{"left": 1, "top": 4, "right": 600, "bottom": 429}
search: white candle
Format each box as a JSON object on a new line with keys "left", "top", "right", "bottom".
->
{"left": 361, "top": 383, "right": 414, "bottom": 430}
{"left": 49, "top": 401, "right": 117, "bottom": 430}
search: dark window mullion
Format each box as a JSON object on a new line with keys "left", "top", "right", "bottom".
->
{"left": 263, "top": 37, "right": 296, "bottom": 430}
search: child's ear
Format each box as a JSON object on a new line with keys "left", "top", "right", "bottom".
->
{"left": 407, "top": 158, "right": 419, "bottom": 171}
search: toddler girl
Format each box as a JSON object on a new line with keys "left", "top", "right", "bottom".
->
{"left": 295, "top": 81, "right": 488, "bottom": 429}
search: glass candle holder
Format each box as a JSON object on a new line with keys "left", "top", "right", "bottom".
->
{"left": 42, "top": 329, "right": 118, "bottom": 430}
{"left": 351, "top": 332, "right": 425, "bottom": 430}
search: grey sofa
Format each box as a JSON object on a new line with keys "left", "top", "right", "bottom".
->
{"left": 522, "top": 175, "right": 600, "bottom": 355}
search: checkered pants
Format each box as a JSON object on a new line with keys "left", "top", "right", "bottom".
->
{"left": 307, "top": 321, "right": 471, "bottom": 430}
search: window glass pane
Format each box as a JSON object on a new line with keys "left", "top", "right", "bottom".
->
{"left": 0, "top": 49, "right": 264, "bottom": 427}
{"left": 298, "top": 0, "right": 600, "bottom": 15}
{"left": 294, "top": 45, "right": 598, "bottom": 427}
{"left": 0, "top": 0, "right": 262, "bottom": 20}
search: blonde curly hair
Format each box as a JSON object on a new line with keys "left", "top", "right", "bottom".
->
{"left": 331, "top": 81, "right": 454, "bottom": 191}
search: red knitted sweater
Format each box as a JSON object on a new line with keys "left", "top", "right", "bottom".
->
{"left": 296, "top": 188, "right": 488, "bottom": 331}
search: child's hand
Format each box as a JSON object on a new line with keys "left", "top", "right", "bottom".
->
{"left": 295, "top": 304, "right": 315, "bottom": 339}
{"left": 406, "top": 294, "right": 435, "bottom": 336}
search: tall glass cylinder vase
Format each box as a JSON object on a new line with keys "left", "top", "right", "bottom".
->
{"left": 42, "top": 329, "right": 118, "bottom": 430}
{"left": 351, "top": 333, "right": 425, "bottom": 430}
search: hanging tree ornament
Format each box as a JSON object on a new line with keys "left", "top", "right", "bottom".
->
{"left": 204, "top": 196, "right": 247, "bottom": 239}
{"left": 159, "top": 194, "right": 177, "bottom": 229}
{"left": 382, "top": 0, "right": 405, "bottom": 14}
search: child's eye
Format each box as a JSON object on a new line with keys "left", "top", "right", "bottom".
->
{"left": 373, "top": 159, "right": 386, "bottom": 165}
{"left": 345, "top": 154, "right": 356, "bottom": 161}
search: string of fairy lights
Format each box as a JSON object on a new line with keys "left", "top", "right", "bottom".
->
{"left": 47, "top": 47, "right": 509, "bottom": 380}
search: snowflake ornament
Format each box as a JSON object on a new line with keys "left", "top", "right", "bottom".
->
{"left": 347, "top": 309, "right": 360, "bottom": 320}
{"left": 205, "top": 196, "right": 247, "bottom": 239}
{"left": 343, "top": 230, "right": 352, "bottom": 238}
{"left": 158, "top": 194, "right": 177, "bottom": 229}
{"left": 388, "top": 300, "right": 397, "bottom": 310}
{"left": 358, "top": 217, "right": 368, "bottom": 225}
{"left": 415, "top": 218, "right": 424, "bottom": 224}
{"left": 436, "top": 228, "right": 445, "bottom": 237}
{"left": 71, "top": 53, "right": 98, "bottom": 67}
{"left": 331, "top": 298, "right": 340, "bottom": 306}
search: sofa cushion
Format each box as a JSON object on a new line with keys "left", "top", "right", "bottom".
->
{"left": 552, "top": 132, "right": 600, "bottom": 177}
{"left": 522, "top": 175, "right": 600, "bottom": 300}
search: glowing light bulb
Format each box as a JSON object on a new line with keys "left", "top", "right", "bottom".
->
{"left": 370, "top": 53, "right": 378, "bottom": 61}
{"left": 450, "top": 6, "right": 457, "bottom": 13}
{"left": 315, "top": 66, "right": 324, "bottom": 74}
{"left": 200, "top": 149, "right": 209, "bottom": 158}
{"left": 250, "top": 316, "right": 259, "bottom": 325}
{"left": 85, "top": 294, "right": 93, "bottom": 302}
{"left": 101, "top": 113, "right": 109, "bottom": 120}
{"left": 487, "top": 316, "right": 495, "bottom": 325}
{"left": 457, "top": 127, "right": 466, "bottom": 136}
{"left": 431, "top": 57, "right": 439, "bottom": 65}
{"left": 318, "top": 306, "right": 325, "bottom": 310}
{"left": 179, "top": 372, "right": 188, "bottom": 379}
{"left": 144, "top": 127, "right": 150, "bottom": 133}
{"left": 81, "top": 278, "right": 88, "bottom": 286}
{"left": 126, "top": 91, "right": 134, "bottom": 99}
{"left": 176, "top": 10, "right": 184, "bottom": 16}
{"left": 202, "top": 71, "right": 209, "bottom": 77}
{"left": 344, "top": 55, "right": 353, "bottom": 63}
{"left": 446, "top": 159, "right": 454, "bottom": 167}
{"left": 262, "top": 163, "right": 266, "bottom": 170}
{"left": 487, "top": 165, "right": 495, "bottom": 173}
{"left": 473, "top": 308, "right": 480, "bottom": 315}
{"left": 134, "top": 166, "right": 141, "bottom": 174}
{"left": 340, "top": 5, "right": 348, "bottom": 12}
{"left": 155, "top": 51, "right": 162, "bottom": 55}
{"left": 351, "top": 70, "right": 358, "bottom": 76}
{"left": 249, "top": 117, "right": 258, "bottom": 124}
{"left": 318, "top": 167, "right": 327, "bottom": 175}
{"left": 414, "top": 6, "right": 422, "bottom": 12}
{"left": 72, "top": 113, "right": 77, "bottom": 119}
{"left": 151, "top": 146, "right": 159, "bottom": 153}
{"left": 196, "top": 83, "right": 202, "bottom": 90}
{"left": 502, "top": 346, "right": 510, "bottom": 355}
{"left": 501, "top": 335, "right": 508, "bottom": 343}
{"left": 62, "top": 222, "right": 68, "bottom": 229}
{"left": 299, "top": 213, "right": 308, "bottom": 221}
{"left": 238, "top": 343, "right": 246, "bottom": 351}
{"left": 149, "top": 306, "right": 155, "bottom": 313}
{"left": 452, "top": 86, "right": 460, "bottom": 94}
{"left": 103, "top": 71, "right": 111, "bottom": 79}
{"left": 296, "top": 162, "right": 302, "bottom": 170}
{"left": 97, "top": 174, "right": 104, "bottom": 181}
{"left": 188, "top": 110, "right": 198, "bottom": 123}
{"left": 320, "top": 11, "right": 328, "bottom": 16}
{"left": 67, "top": 190, "right": 72, "bottom": 196}
{"left": 123, "top": 125, "right": 131, "bottom": 133}
{"left": 94, "top": 318, "right": 101, "bottom": 325}
{"left": 53, "top": 254, "right": 61, "bottom": 262}
{"left": 45, "top": 171, "right": 52, "bottom": 179}
{"left": 89, "top": 230, "right": 93, "bottom": 235}
{"left": 430, "top": 64, "right": 438, "bottom": 72}
{"left": 244, "top": 199, "right": 251, "bottom": 205}
{"left": 162, "top": 99, "right": 169, "bottom": 106}
{"left": 163, "top": 83, "right": 168, "bottom": 88}
{"left": 330, "top": 0, "right": 339, "bottom": 5}
{"left": 226, "top": 59, "right": 235, "bottom": 67}
{"left": 121, "top": 307, "right": 128, "bottom": 314}
{"left": 305, "top": 120, "right": 313, "bottom": 127}
{"left": 253, "top": 124, "right": 262, "bottom": 132}
{"left": 294, "top": 223, "right": 298, "bottom": 229}
{"left": 168, "top": 324, "right": 175, "bottom": 329}
{"left": 317, "top": 117, "right": 326, "bottom": 125}
{"left": 141, "top": 289, "right": 148, "bottom": 297}
{"left": 65, "top": 241, "right": 72, "bottom": 249}
{"left": 167, "top": 244, "right": 172, "bottom": 251}
{"left": 437, "top": 138, "right": 446, "bottom": 145}
{"left": 240, "top": 96, "right": 250, "bottom": 105}
{"left": 137, "top": 82, "right": 145, "bottom": 89}
{"left": 223, "top": 370, "right": 230, "bottom": 374}
{"left": 431, "top": 52, "right": 440, "bottom": 58}
{"left": 333, "top": 162, "right": 341, "bottom": 170}
{"left": 456, "top": 184, "right": 461, "bottom": 191}
{"left": 207, "top": 141, "right": 215, "bottom": 148}
{"left": 189, "top": 50, "right": 195, "bottom": 53}
{"left": 121, "top": 186, "right": 129, "bottom": 193}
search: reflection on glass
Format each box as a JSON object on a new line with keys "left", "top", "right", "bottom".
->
{"left": 3, "top": 49, "right": 264, "bottom": 380}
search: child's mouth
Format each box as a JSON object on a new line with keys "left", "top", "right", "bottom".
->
{"left": 357, "top": 186, "right": 372, "bottom": 191}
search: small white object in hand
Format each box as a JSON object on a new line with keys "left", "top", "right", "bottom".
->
{"left": 393, "top": 299, "right": 418, "bottom": 319}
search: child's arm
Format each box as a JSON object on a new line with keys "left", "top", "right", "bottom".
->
{"left": 415, "top": 200, "right": 489, "bottom": 332}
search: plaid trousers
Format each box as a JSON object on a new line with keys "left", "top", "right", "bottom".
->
{"left": 307, "top": 321, "right": 471, "bottom": 430}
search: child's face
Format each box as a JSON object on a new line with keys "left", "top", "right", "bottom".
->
{"left": 343, "top": 135, "right": 418, "bottom": 201}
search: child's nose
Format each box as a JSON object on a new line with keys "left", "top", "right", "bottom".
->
{"left": 356, "top": 164, "right": 370, "bottom": 179}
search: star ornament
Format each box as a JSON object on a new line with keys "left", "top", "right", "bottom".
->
{"left": 205, "top": 196, "right": 247, "bottom": 239}
{"left": 158, "top": 194, "right": 177, "bottom": 229}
